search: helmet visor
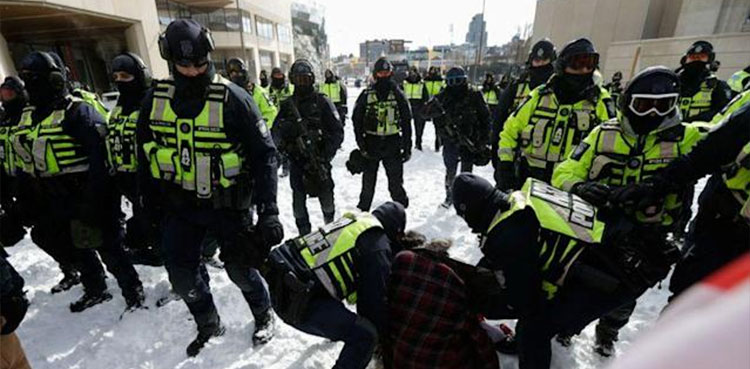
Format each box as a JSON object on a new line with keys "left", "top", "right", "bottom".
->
{"left": 446, "top": 75, "right": 467, "bottom": 87}
{"left": 566, "top": 53, "right": 599, "bottom": 71}
{"left": 686, "top": 52, "right": 709, "bottom": 63}
{"left": 629, "top": 93, "right": 679, "bottom": 117}
{"left": 374, "top": 70, "right": 392, "bottom": 79}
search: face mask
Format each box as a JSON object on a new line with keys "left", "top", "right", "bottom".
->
{"left": 447, "top": 84, "right": 468, "bottom": 97}
{"left": 271, "top": 77, "right": 285, "bottom": 88}
{"left": 0, "top": 97, "right": 24, "bottom": 119}
{"left": 325, "top": 74, "right": 334, "bottom": 83}
{"left": 116, "top": 80, "right": 143, "bottom": 108}
{"left": 682, "top": 61, "right": 707, "bottom": 80}
{"left": 558, "top": 72, "right": 593, "bottom": 98}
{"left": 529, "top": 64, "right": 554, "bottom": 87}
{"left": 295, "top": 84, "right": 314, "bottom": 96}
{"left": 173, "top": 65, "right": 213, "bottom": 100}
{"left": 25, "top": 77, "right": 57, "bottom": 108}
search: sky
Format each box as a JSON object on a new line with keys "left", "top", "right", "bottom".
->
{"left": 318, "top": 0, "right": 538, "bottom": 57}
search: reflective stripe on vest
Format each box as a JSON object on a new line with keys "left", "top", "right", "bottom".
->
{"left": 74, "top": 88, "right": 110, "bottom": 121}
{"left": 512, "top": 81, "right": 531, "bottom": 110}
{"left": 483, "top": 89, "right": 499, "bottom": 106}
{"left": 588, "top": 121, "right": 684, "bottom": 225}
{"left": 723, "top": 142, "right": 750, "bottom": 218}
{"left": 520, "top": 92, "right": 597, "bottom": 170}
{"left": 485, "top": 178, "right": 604, "bottom": 298}
{"left": 295, "top": 213, "right": 382, "bottom": 303}
{"left": 269, "top": 85, "right": 294, "bottom": 108}
{"left": 321, "top": 82, "right": 342, "bottom": 103}
{"left": 143, "top": 76, "right": 243, "bottom": 198}
{"left": 403, "top": 81, "right": 424, "bottom": 100}
{"left": 0, "top": 123, "right": 17, "bottom": 176}
{"left": 425, "top": 80, "right": 444, "bottom": 97}
{"left": 727, "top": 70, "right": 750, "bottom": 93}
{"left": 106, "top": 106, "right": 139, "bottom": 173}
{"left": 365, "top": 89, "right": 400, "bottom": 136}
{"left": 680, "top": 79, "right": 714, "bottom": 120}
{"left": 13, "top": 102, "right": 89, "bottom": 177}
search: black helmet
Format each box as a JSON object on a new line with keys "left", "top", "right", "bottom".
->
{"left": 528, "top": 38, "right": 557, "bottom": 64}
{"left": 555, "top": 38, "right": 599, "bottom": 74}
{"left": 226, "top": 57, "right": 248, "bottom": 86}
{"left": 682, "top": 40, "right": 715, "bottom": 65}
{"left": 0, "top": 76, "right": 27, "bottom": 102}
{"left": 159, "top": 19, "right": 215, "bottom": 66}
{"left": 621, "top": 66, "right": 681, "bottom": 135}
{"left": 372, "top": 201, "right": 406, "bottom": 241}
{"left": 112, "top": 52, "right": 152, "bottom": 89}
{"left": 612, "top": 71, "right": 623, "bottom": 81}
{"left": 290, "top": 58, "right": 315, "bottom": 86}
{"left": 346, "top": 149, "right": 366, "bottom": 174}
{"left": 452, "top": 174, "right": 509, "bottom": 233}
{"left": 373, "top": 57, "right": 393, "bottom": 78}
{"left": 445, "top": 66, "right": 467, "bottom": 87}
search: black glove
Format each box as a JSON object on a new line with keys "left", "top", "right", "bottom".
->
{"left": 1, "top": 294, "right": 29, "bottom": 334}
{"left": 401, "top": 148, "right": 411, "bottom": 163}
{"left": 257, "top": 213, "right": 284, "bottom": 248}
{"left": 572, "top": 182, "right": 611, "bottom": 208}
{"left": 495, "top": 162, "right": 517, "bottom": 191}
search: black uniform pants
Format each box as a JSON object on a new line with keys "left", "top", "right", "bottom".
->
{"left": 335, "top": 104, "right": 347, "bottom": 126}
{"left": 290, "top": 162, "right": 335, "bottom": 235}
{"left": 409, "top": 101, "right": 425, "bottom": 148}
{"left": 116, "top": 174, "right": 163, "bottom": 266}
{"left": 357, "top": 153, "right": 408, "bottom": 211}
{"left": 442, "top": 142, "right": 473, "bottom": 201}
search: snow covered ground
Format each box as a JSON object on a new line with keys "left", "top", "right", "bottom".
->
{"left": 8, "top": 87, "right": 684, "bottom": 369}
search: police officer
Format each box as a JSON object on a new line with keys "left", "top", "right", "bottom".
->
{"left": 226, "top": 58, "right": 278, "bottom": 128}
{"left": 274, "top": 59, "right": 344, "bottom": 235}
{"left": 259, "top": 69, "right": 269, "bottom": 89}
{"left": 352, "top": 57, "right": 412, "bottom": 211}
{"left": 15, "top": 51, "right": 143, "bottom": 312}
{"left": 494, "top": 39, "right": 557, "bottom": 141}
{"left": 552, "top": 66, "right": 703, "bottom": 356}
{"left": 320, "top": 68, "right": 348, "bottom": 126}
{"left": 727, "top": 65, "right": 750, "bottom": 95}
{"left": 267, "top": 201, "right": 407, "bottom": 369}
{"left": 638, "top": 102, "right": 750, "bottom": 300}
{"left": 268, "top": 67, "right": 294, "bottom": 177}
{"left": 482, "top": 73, "right": 501, "bottom": 115}
{"left": 604, "top": 71, "right": 624, "bottom": 106}
{"left": 422, "top": 66, "right": 490, "bottom": 208}
{"left": 451, "top": 173, "right": 662, "bottom": 369}
{"left": 402, "top": 66, "right": 427, "bottom": 151}
{"left": 677, "top": 40, "right": 732, "bottom": 123}
{"left": 106, "top": 52, "right": 162, "bottom": 266}
{"left": 137, "top": 19, "right": 283, "bottom": 356}
{"left": 424, "top": 66, "right": 445, "bottom": 151}
{"left": 497, "top": 38, "right": 616, "bottom": 191}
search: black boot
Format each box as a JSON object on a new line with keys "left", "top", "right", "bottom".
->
{"left": 70, "top": 290, "right": 113, "bottom": 312}
{"left": 124, "top": 285, "right": 146, "bottom": 312}
{"left": 252, "top": 309, "right": 275, "bottom": 345}
{"left": 186, "top": 323, "right": 226, "bottom": 357}
{"left": 593, "top": 335, "right": 615, "bottom": 357}
{"left": 51, "top": 269, "right": 81, "bottom": 294}
{"left": 201, "top": 253, "right": 224, "bottom": 269}
{"left": 323, "top": 212, "right": 335, "bottom": 224}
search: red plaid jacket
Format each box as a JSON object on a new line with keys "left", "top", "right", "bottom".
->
{"left": 386, "top": 249, "right": 500, "bottom": 369}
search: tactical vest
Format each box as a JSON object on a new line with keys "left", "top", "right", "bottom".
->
{"left": 587, "top": 120, "right": 689, "bottom": 225}
{"left": 519, "top": 89, "right": 599, "bottom": 171}
{"left": 483, "top": 88, "right": 499, "bottom": 106}
{"left": 142, "top": 76, "right": 243, "bottom": 199}
{"left": 106, "top": 106, "right": 139, "bottom": 173}
{"left": 425, "top": 80, "right": 444, "bottom": 97}
{"left": 727, "top": 70, "right": 750, "bottom": 93}
{"left": 484, "top": 178, "right": 604, "bottom": 299}
{"left": 73, "top": 88, "right": 110, "bottom": 121}
{"left": 0, "top": 122, "right": 17, "bottom": 176}
{"left": 269, "top": 84, "right": 294, "bottom": 109}
{"left": 680, "top": 78, "right": 715, "bottom": 120}
{"left": 321, "top": 82, "right": 342, "bottom": 104}
{"left": 512, "top": 81, "right": 531, "bottom": 110}
{"left": 723, "top": 141, "right": 750, "bottom": 222}
{"left": 403, "top": 81, "right": 424, "bottom": 100}
{"left": 711, "top": 90, "right": 750, "bottom": 126}
{"left": 12, "top": 101, "right": 90, "bottom": 177}
{"left": 294, "top": 213, "right": 382, "bottom": 303}
{"left": 364, "top": 89, "right": 400, "bottom": 136}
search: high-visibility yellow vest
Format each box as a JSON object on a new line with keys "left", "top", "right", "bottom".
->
{"left": 269, "top": 84, "right": 294, "bottom": 109}
{"left": 295, "top": 212, "right": 382, "bottom": 304}
{"left": 485, "top": 178, "right": 604, "bottom": 299}
{"left": 321, "top": 82, "right": 342, "bottom": 104}
{"left": 402, "top": 81, "right": 424, "bottom": 100}
{"left": 142, "top": 76, "right": 243, "bottom": 198}
{"left": 0, "top": 122, "right": 18, "bottom": 176}
{"left": 512, "top": 81, "right": 531, "bottom": 110}
{"left": 723, "top": 141, "right": 750, "bottom": 222}
{"left": 727, "top": 69, "right": 750, "bottom": 93}
{"left": 12, "top": 101, "right": 90, "bottom": 177}
{"left": 680, "top": 78, "right": 716, "bottom": 120}
{"left": 483, "top": 89, "right": 499, "bottom": 106}
{"left": 106, "top": 106, "right": 139, "bottom": 173}
{"left": 364, "top": 89, "right": 400, "bottom": 136}
{"left": 424, "top": 80, "right": 444, "bottom": 97}
{"left": 711, "top": 90, "right": 750, "bottom": 125}
{"left": 73, "top": 88, "right": 110, "bottom": 121}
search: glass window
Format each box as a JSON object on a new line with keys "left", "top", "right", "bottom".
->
{"left": 156, "top": 0, "right": 172, "bottom": 26}
{"left": 225, "top": 9, "right": 240, "bottom": 32}
{"left": 277, "top": 24, "right": 291, "bottom": 44}
{"left": 242, "top": 13, "right": 253, "bottom": 34}
{"left": 209, "top": 9, "right": 228, "bottom": 32}
{"left": 192, "top": 11, "right": 210, "bottom": 28}
{"left": 256, "top": 16, "right": 275, "bottom": 40}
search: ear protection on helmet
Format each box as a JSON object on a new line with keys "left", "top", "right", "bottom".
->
{"left": 123, "top": 52, "right": 152, "bottom": 88}
{"left": 158, "top": 24, "right": 215, "bottom": 61}
{"left": 38, "top": 51, "right": 66, "bottom": 92}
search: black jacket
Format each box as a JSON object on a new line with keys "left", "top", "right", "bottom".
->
{"left": 273, "top": 92, "right": 344, "bottom": 162}
{"left": 431, "top": 86, "right": 490, "bottom": 147}
{"left": 0, "top": 256, "right": 27, "bottom": 335}
{"left": 352, "top": 81, "right": 412, "bottom": 156}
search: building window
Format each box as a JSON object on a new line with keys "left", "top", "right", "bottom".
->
{"left": 209, "top": 9, "right": 228, "bottom": 32}
{"left": 277, "top": 24, "right": 292, "bottom": 44}
{"left": 256, "top": 16, "right": 275, "bottom": 40}
{"left": 242, "top": 14, "right": 253, "bottom": 34}
{"left": 156, "top": 0, "right": 173, "bottom": 26}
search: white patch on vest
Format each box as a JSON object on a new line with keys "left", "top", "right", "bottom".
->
{"left": 530, "top": 181, "right": 595, "bottom": 229}
{"left": 180, "top": 147, "right": 191, "bottom": 167}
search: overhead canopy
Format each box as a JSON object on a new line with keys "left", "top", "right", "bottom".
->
{"left": 0, "top": 3, "right": 132, "bottom": 43}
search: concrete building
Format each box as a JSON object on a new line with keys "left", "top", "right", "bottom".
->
{"left": 466, "top": 13, "right": 487, "bottom": 51}
{"left": 291, "top": 0, "right": 330, "bottom": 76}
{"left": 359, "top": 39, "right": 408, "bottom": 69}
{"left": 531, "top": 0, "right": 750, "bottom": 81}
{"left": 0, "top": 0, "right": 293, "bottom": 93}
